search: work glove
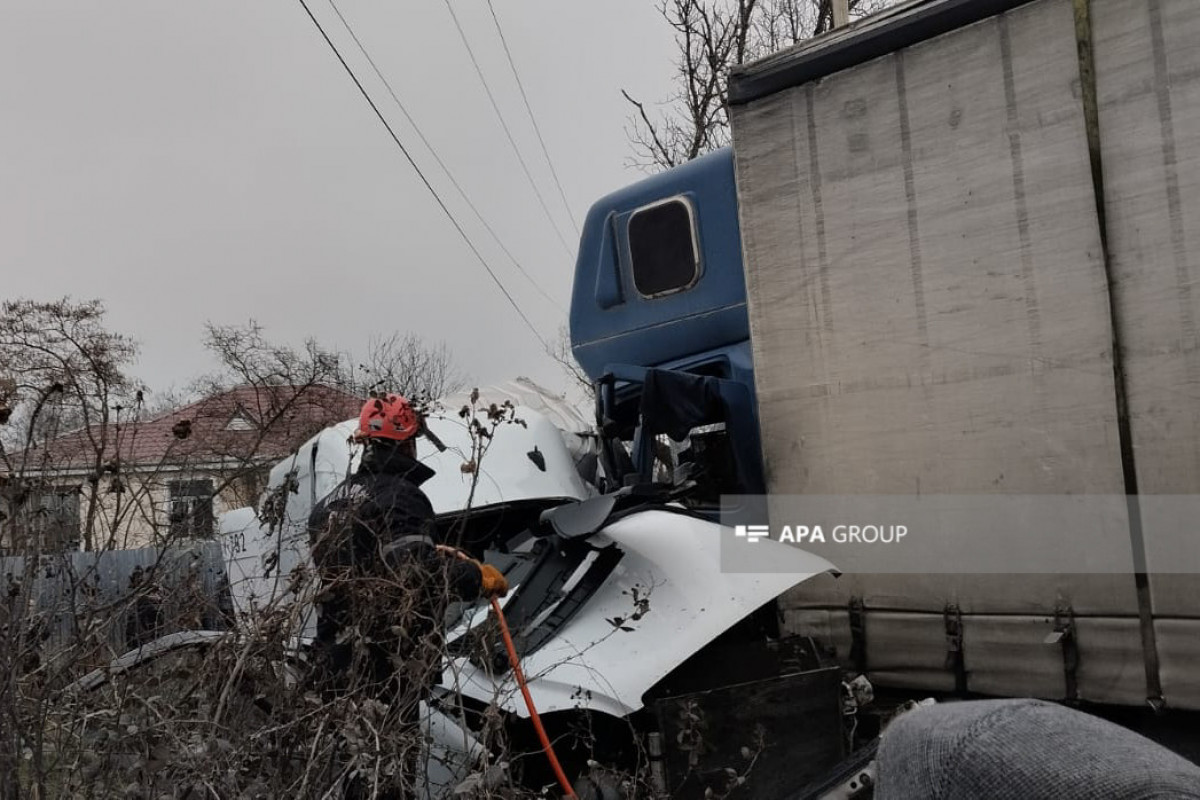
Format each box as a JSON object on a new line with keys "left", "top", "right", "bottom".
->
{"left": 477, "top": 563, "right": 509, "bottom": 599}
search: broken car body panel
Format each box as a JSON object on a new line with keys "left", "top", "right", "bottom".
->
{"left": 448, "top": 508, "right": 835, "bottom": 719}
{"left": 219, "top": 386, "right": 832, "bottom": 724}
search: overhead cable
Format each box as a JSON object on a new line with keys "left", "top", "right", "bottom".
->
{"left": 325, "top": 0, "right": 564, "bottom": 312}
{"left": 485, "top": 0, "right": 579, "bottom": 235}
{"left": 296, "top": 0, "right": 549, "bottom": 348}
{"left": 442, "top": 0, "right": 575, "bottom": 258}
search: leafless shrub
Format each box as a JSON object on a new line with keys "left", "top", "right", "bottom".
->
{"left": 7, "top": 552, "right": 661, "bottom": 798}
{"left": 0, "top": 304, "right": 352, "bottom": 796}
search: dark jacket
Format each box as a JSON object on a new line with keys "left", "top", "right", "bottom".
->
{"left": 307, "top": 443, "right": 481, "bottom": 696}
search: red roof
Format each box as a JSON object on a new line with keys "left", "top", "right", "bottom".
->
{"left": 14, "top": 384, "right": 362, "bottom": 474}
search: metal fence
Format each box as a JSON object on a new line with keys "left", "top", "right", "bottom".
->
{"left": 0, "top": 542, "right": 231, "bottom": 661}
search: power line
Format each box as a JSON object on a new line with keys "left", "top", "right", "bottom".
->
{"left": 485, "top": 0, "right": 579, "bottom": 235}
{"left": 295, "top": 0, "right": 549, "bottom": 349}
{"left": 442, "top": 0, "right": 575, "bottom": 258}
{"left": 324, "top": 0, "right": 564, "bottom": 313}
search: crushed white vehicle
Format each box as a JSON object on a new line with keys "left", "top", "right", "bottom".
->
{"left": 79, "top": 384, "right": 846, "bottom": 797}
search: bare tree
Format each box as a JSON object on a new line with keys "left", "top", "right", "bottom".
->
{"left": 625, "top": 0, "right": 897, "bottom": 170}
{"left": 338, "top": 331, "right": 466, "bottom": 403}
{"left": 139, "top": 384, "right": 192, "bottom": 417}
{"left": 0, "top": 299, "right": 139, "bottom": 552}
{"left": 0, "top": 310, "right": 357, "bottom": 797}
{"left": 186, "top": 320, "right": 359, "bottom": 509}
{"left": 199, "top": 320, "right": 341, "bottom": 394}
{"left": 548, "top": 324, "right": 593, "bottom": 397}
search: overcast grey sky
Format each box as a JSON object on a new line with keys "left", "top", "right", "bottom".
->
{"left": 1, "top": 1, "right": 677, "bottom": 399}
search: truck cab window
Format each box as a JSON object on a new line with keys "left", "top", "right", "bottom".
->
{"left": 628, "top": 198, "right": 700, "bottom": 296}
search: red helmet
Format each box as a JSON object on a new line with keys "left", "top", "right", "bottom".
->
{"left": 358, "top": 393, "right": 419, "bottom": 442}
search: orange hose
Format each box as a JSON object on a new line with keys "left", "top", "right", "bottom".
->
{"left": 491, "top": 595, "right": 579, "bottom": 799}
{"left": 437, "top": 545, "right": 578, "bottom": 798}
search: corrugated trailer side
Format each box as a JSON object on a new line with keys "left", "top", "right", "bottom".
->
{"left": 1093, "top": 0, "right": 1200, "bottom": 709}
{"left": 727, "top": 0, "right": 1194, "bottom": 708}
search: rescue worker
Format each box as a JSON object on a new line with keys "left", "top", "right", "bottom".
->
{"left": 307, "top": 393, "right": 508, "bottom": 796}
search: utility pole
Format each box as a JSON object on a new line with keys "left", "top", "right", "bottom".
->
{"left": 832, "top": 0, "right": 850, "bottom": 28}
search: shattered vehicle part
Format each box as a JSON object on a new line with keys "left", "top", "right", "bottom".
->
{"left": 209, "top": 387, "right": 835, "bottom": 794}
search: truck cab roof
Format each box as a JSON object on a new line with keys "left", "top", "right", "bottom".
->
{"left": 569, "top": 148, "right": 748, "bottom": 381}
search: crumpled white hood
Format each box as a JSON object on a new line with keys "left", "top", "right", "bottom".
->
{"left": 447, "top": 509, "right": 835, "bottom": 719}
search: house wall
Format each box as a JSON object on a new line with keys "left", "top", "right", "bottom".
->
{"left": 2, "top": 465, "right": 268, "bottom": 553}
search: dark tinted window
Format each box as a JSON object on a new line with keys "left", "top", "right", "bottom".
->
{"left": 169, "top": 479, "right": 214, "bottom": 538}
{"left": 628, "top": 199, "right": 699, "bottom": 296}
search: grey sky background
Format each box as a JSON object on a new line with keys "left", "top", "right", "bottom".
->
{"left": 2, "top": 1, "right": 677, "bottom": 400}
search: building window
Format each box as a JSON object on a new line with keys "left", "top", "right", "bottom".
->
{"left": 628, "top": 197, "right": 701, "bottom": 297}
{"left": 23, "top": 488, "right": 81, "bottom": 551}
{"left": 169, "top": 479, "right": 214, "bottom": 538}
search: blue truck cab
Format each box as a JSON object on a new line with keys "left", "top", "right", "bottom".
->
{"left": 568, "top": 148, "right": 763, "bottom": 499}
